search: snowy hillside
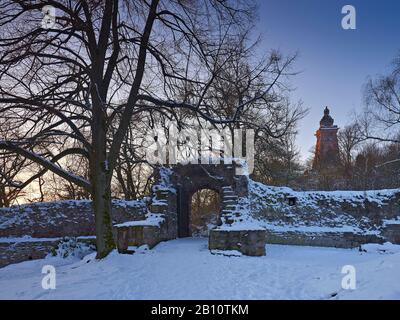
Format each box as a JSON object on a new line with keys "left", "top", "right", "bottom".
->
{"left": 0, "top": 238, "right": 399, "bottom": 300}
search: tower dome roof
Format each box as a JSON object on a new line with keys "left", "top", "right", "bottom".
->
{"left": 320, "top": 106, "right": 334, "bottom": 127}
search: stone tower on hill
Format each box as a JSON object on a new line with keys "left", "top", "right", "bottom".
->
{"left": 313, "top": 107, "right": 340, "bottom": 171}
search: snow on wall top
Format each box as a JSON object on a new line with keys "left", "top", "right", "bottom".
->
{"left": 0, "top": 199, "right": 148, "bottom": 238}
{"left": 249, "top": 180, "right": 400, "bottom": 210}
{"left": 152, "top": 167, "right": 176, "bottom": 194}
{"left": 219, "top": 179, "right": 400, "bottom": 234}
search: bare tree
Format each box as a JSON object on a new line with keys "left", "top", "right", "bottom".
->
{"left": 362, "top": 54, "right": 400, "bottom": 144}
{"left": 338, "top": 124, "right": 362, "bottom": 165}
{"left": 0, "top": 0, "right": 296, "bottom": 258}
{"left": 44, "top": 154, "right": 91, "bottom": 201}
{"left": 0, "top": 152, "right": 29, "bottom": 207}
{"left": 113, "top": 121, "right": 153, "bottom": 200}
{"left": 0, "top": 119, "right": 35, "bottom": 207}
{"left": 338, "top": 123, "right": 362, "bottom": 187}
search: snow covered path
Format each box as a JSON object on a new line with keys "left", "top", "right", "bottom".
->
{"left": 0, "top": 238, "right": 399, "bottom": 300}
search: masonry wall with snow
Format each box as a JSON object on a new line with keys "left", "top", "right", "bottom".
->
{"left": 1, "top": 165, "right": 400, "bottom": 266}
{"left": 244, "top": 181, "right": 400, "bottom": 248}
{"left": 114, "top": 165, "right": 400, "bottom": 255}
{"left": 0, "top": 199, "right": 147, "bottom": 267}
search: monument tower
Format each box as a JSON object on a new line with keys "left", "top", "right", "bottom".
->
{"left": 313, "top": 107, "right": 340, "bottom": 170}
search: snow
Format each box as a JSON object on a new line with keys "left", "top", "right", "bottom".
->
{"left": 383, "top": 218, "right": 400, "bottom": 226}
{"left": 152, "top": 167, "right": 176, "bottom": 194}
{"left": 1, "top": 238, "right": 399, "bottom": 300}
{"left": 49, "top": 237, "right": 96, "bottom": 259}
{"left": 210, "top": 249, "right": 243, "bottom": 256}
{"left": 114, "top": 213, "right": 165, "bottom": 228}
{"left": 217, "top": 223, "right": 266, "bottom": 231}
{"left": 264, "top": 224, "right": 380, "bottom": 235}
{"left": 360, "top": 242, "right": 400, "bottom": 254}
{"left": 0, "top": 235, "right": 96, "bottom": 243}
{"left": 249, "top": 180, "right": 400, "bottom": 209}
{"left": 215, "top": 179, "right": 400, "bottom": 236}
{"left": 111, "top": 198, "right": 148, "bottom": 208}
{"left": 0, "top": 236, "right": 63, "bottom": 243}
{"left": 127, "top": 245, "right": 150, "bottom": 253}
{"left": 0, "top": 198, "right": 147, "bottom": 231}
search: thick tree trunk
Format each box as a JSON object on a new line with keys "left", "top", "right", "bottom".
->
{"left": 92, "top": 167, "right": 115, "bottom": 259}
{"left": 91, "top": 111, "right": 115, "bottom": 259}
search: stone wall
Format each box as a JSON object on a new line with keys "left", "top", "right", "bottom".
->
{"left": 0, "top": 237, "right": 95, "bottom": 268}
{"left": 250, "top": 183, "right": 400, "bottom": 227}
{"left": 1, "top": 169, "right": 399, "bottom": 265}
{"left": 382, "top": 224, "right": 400, "bottom": 244}
{"left": 0, "top": 199, "right": 147, "bottom": 267}
{"left": 114, "top": 225, "right": 162, "bottom": 253}
{"left": 246, "top": 180, "right": 400, "bottom": 247}
{"left": 0, "top": 199, "right": 147, "bottom": 238}
{"left": 209, "top": 229, "right": 266, "bottom": 256}
{"left": 264, "top": 230, "right": 383, "bottom": 248}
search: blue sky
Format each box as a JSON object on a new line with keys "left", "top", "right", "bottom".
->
{"left": 256, "top": 0, "right": 400, "bottom": 160}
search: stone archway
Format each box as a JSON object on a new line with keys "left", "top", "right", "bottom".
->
{"left": 148, "top": 162, "right": 249, "bottom": 240}
{"left": 171, "top": 163, "right": 248, "bottom": 238}
{"left": 114, "top": 161, "right": 265, "bottom": 256}
{"left": 177, "top": 183, "right": 221, "bottom": 238}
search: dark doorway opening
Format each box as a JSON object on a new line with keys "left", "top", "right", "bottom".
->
{"left": 177, "top": 187, "right": 220, "bottom": 237}
{"left": 190, "top": 189, "right": 220, "bottom": 237}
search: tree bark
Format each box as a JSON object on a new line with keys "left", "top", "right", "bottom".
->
{"left": 0, "top": 184, "right": 12, "bottom": 207}
{"left": 91, "top": 141, "right": 115, "bottom": 259}
{"left": 91, "top": 103, "right": 115, "bottom": 259}
{"left": 0, "top": 185, "right": 6, "bottom": 207}
{"left": 92, "top": 168, "right": 115, "bottom": 259}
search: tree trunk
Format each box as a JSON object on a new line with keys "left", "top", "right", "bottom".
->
{"left": 92, "top": 167, "right": 115, "bottom": 259}
{"left": 0, "top": 185, "right": 4, "bottom": 208}
{"left": 0, "top": 185, "right": 10, "bottom": 208}
{"left": 91, "top": 111, "right": 115, "bottom": 259}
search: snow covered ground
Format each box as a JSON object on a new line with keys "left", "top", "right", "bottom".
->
{"left": 0, "top": 238, "right": 399, "bottom": 300}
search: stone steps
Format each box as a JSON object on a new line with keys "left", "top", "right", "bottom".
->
{"left": 220, "top": 185, "right": 240, "bottom": 225}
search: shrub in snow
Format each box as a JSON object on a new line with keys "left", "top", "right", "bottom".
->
{"left": 50, "top": 237, "right": 96, "bottom": 259}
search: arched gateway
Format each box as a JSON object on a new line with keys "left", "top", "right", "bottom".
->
{"left": 159, "top": 162, "right": 248, "bottom": 238}
{"left": 114, "top": 161, "right": 266, "bottom": 256}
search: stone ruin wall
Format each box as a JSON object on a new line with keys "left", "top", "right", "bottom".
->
{"left": 248, "top": 183, "right": 400, "bottom": 248}
{"left": 0, "top": 199, "right": 147, "bottom": 267}
{"left": 1, "top": 173, "right": 400, "bottom": 265}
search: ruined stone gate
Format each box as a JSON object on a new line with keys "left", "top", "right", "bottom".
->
{"left": 2, "top": 158, "right": 400, "bottom": 265}
{"left": 170, "top": 162, "right": 248, "bottom": 237}
{"left": 114, "top": 160, "right": 267, "bottom": 256}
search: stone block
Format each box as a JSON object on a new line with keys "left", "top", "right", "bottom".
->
{"left": 0, "top": 237, "right": 96, "bottom": 268}
{"left": 113, "top": 225, "right": 161, "bottom": 254}
{"left": 382, "top": 224, "right": 400, "bottom": 244}
{"left": 208, "top": 229, "right": 266, "bottom": 256}
{"left": 265, "top": 230, "right": 384, "bottom": 248}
